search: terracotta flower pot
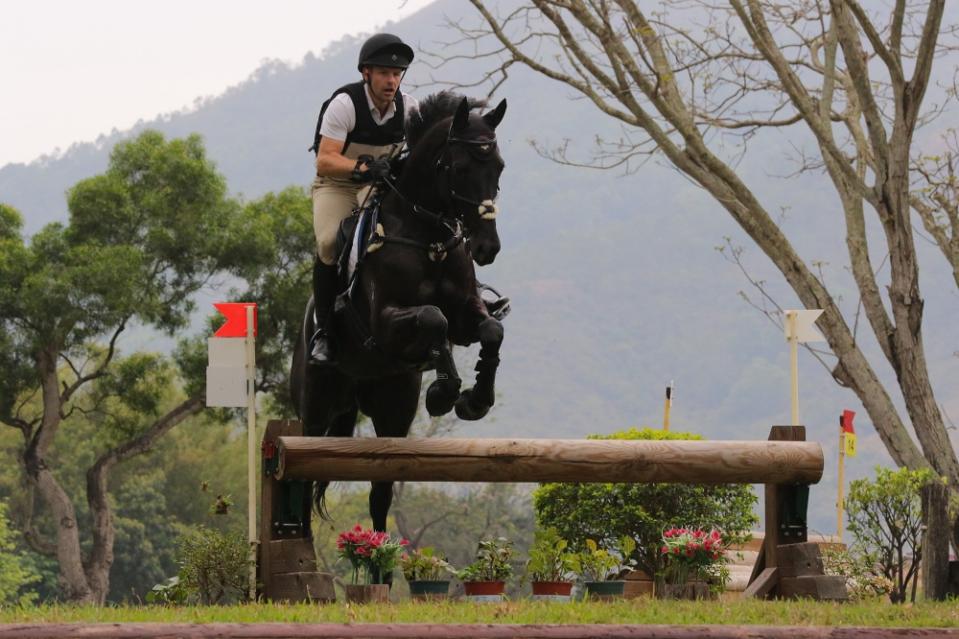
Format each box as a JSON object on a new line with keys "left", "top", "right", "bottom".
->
{"left": 408, "top": 580, "right": 450, "bottom": 600}
{"left": 344, "top": 583, "right": 389, "bottom": 604}
{"left": 463, "top": 580, "right": 506, "bottom": 601}
{"left": 531, "top": 580, "right": 573, "bottom": 601}
{"left": 584, "top": 580, "right": 626, "bottom": 601}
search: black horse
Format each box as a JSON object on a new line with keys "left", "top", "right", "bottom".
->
{"left": 290, "top": 92, "right": 507, "bottom": 534}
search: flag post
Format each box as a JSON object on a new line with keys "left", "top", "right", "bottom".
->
{"left": 783, "top": 309, "right": 824, "bottom": 427}
{"left": 245, "top": 304, "right": 257, "bottom": 601}
{"left": 662, "top": 382, "right": 673, "bottom": 431}
{"left": 837, "top": 416, "right": 845, "bottom": 540}
{"left": 838, "top": 410, "right": 857, "bottom": 540}
{"left": 205, "top": 302, "right": 258, "bottom": 601}
{"left": 787, "top": 312, "right": 799, "bottom": 425}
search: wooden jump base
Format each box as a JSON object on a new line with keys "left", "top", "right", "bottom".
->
{"left": 3, "top": 624, "right": 957, "bottom": 638}
{"left": 273, "top": 436, "right": 824, "bottom": 485}
{"left": 259, "top": 422, "right": 842, "bottom": 603}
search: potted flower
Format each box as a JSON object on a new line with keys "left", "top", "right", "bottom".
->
{"left": 457, "top": 537, "right": 513, "bottom": 601}
{"left": 571, "top": 536, "right": 636, "bottom": 600}
{"left": 336, "top": 524, "right": 409, "bottom": 603}
{"left": 524, "top": 527, "right": 575, "bottom": 600}
{"left": 400, "top": 546, "right": 455, "bottom": 600}
{"left": 658, "top": 527, "right": 729, "bottom": 600}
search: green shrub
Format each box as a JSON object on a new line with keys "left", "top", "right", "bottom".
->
{"left": 533, "top": 427, "right": 757, "bottom": 578}
{"left": 845, "top": 466, "right": 938, "bottom": 604}
{"left": 0, "top": 500, "right": 39, "bottom": 606}
{"left": 821, "top": 546, "right": 893, "bottom": 601}
{"left": 175, "top": 526, "right": 251, "bottom": 605}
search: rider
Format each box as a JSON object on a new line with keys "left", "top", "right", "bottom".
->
{"left": 308, "top": 33, "right": 509, "bottom": 366}
{"left": 308, "top": 33, "right": 417, "bottom": 365}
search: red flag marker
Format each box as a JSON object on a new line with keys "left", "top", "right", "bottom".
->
{"left": 213, "top": 302, "right": 258, "bottom": 337}
{"left": 841, "top": 409, "right": 855, "bottom": 434}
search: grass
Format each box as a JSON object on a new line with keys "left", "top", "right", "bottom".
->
{"left": 2, "top": 598, "right": 959, "bottom": 627}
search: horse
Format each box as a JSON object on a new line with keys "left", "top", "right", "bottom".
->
{"left": 290, "top": 92, "right": 508, "bottom": 538}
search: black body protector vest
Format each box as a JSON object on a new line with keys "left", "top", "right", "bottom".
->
{"left": 309, "top": 81, "right": 406, "bottom": 159}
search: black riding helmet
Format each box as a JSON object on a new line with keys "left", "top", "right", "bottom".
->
{"left": 357, "top": 33, "right": 414, "bottom": 71}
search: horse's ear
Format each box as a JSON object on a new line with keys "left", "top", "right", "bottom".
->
{"left": 452, "top": 97, "right": 470, "bottom": 132}
{"left": 483, "top": 99, "right": 507, "bottom": 130}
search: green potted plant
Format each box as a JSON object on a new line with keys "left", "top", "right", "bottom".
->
{"left": 658, "top": 527, "right": 729, "bottom": 600}
{"left": 457, "top": 537, "right": 514, "bottom": 601}
{"left": 571, "top": 536, "right": 636, "bottom": 600}
{"left": 400, "top": 546, "right": 455, "bottom": 600}
{"left": 336, "top": 524, "right": 409, "bottom": 603}
{"left": 524, "top": 527, "right": 576, "bottom": 600}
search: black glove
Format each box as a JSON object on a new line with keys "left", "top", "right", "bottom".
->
{"left": 365, "top": 157, "right": 392, "bottom": 181}
{"left": 350, "top": 155, "right": 391, "bottom": 183}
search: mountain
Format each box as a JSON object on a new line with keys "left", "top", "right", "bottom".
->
{"left": 3, "top": 0, "right": 957, "bottom": 534}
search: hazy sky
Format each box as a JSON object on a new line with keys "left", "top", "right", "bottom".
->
{"left": 0, "top": 0, "right": 435, "bottom": 166}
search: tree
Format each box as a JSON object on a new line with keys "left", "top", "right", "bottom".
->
{"left": 845, "top": 466, "right": 937, "bottom": 603}
{"left": 454, "top": 0, "right": 959, "bottom": 543}
{"left": 0, "top": 131, "right": 243, "bottom": 603}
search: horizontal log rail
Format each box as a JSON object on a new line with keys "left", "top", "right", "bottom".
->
{"left": 1, "top": 624, "right": 955, "bottom": 638}
{"left": 274, "top": 437, "right": 824, "bottom": 485}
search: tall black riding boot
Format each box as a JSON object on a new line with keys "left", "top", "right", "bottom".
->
{"left": 308, "top": 260, "right": 339, "bottom": 366}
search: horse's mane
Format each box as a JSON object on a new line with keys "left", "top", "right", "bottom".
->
{"left": 406, "top": 91, "right": 488, "bottom": 149}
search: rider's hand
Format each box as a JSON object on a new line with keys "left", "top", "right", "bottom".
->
{"left": 365, "top": 157, "right": 392, "bottom": 181}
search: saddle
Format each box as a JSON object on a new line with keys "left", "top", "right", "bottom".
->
{"left": 334, "top": 195, "right": 384, "bottom": 291}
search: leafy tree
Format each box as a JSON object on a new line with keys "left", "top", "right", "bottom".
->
{"left": 457, "top": 0, "right": 959, "bottom": 545}
{"left": 845, "top": 466, "right": 938, "bottom": 603}
{"left": 0, "top": 131, "right": 244, "bottom": 603}
{"left": 533, "top": 428, "right": 757, "bottom": 578}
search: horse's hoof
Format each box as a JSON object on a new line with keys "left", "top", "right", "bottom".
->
{"left": 454, "top": 389, "right": 490, "bottom": 421}
{"left": 426, "top": 379, "right": 460, "bottom": 416}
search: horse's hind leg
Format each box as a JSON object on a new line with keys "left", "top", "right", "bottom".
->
{"left": 358, "top": 373, "right": 421, "bottom": 585}
{"left": 357, "top": 372, "right": 422, "bottom": 533}
{"left": 313, "top": 402, "right": 358, "bottom": 519}
{"left": 456, "top": 316, "right": 504, "bottom": 421}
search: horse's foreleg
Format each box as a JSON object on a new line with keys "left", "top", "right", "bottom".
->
{"left": 375, "top": 304, "right": 461, "bottom": 416}
{"left": 455, "top": 316, "right": 504, "bottom": 421}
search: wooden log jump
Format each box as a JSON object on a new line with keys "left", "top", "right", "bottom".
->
{"left": 273, "top": 436, "right": 824, "bottom": 485}
{"left": 259, "top": 422, "right": 841, "bottom": 602}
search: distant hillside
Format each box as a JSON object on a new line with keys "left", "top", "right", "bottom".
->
{"left": 3, "top": 0, "right": 958, "bottom": 534}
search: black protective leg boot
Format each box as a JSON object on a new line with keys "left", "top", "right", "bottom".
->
{"left": 308, "top": 260, "right": 339, "bottom": 366}
{"left": 477, "top": 281, "right": 511, "bottom": 320}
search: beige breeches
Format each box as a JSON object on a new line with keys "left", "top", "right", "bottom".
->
{"left": 311, "top": 176, "right": 371, "bottom": 265}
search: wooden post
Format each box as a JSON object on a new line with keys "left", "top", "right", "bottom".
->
{"left": 260, "top": 420, "right": 334, "bottom": 602}
{"left": 921, "top": 481, "right": 950, "bottom": 600}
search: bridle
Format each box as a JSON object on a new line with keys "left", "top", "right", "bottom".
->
{"left": 373, "top": 124, "right": 501, "bottom": 262}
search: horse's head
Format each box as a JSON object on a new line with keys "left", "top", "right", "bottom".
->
{"left": 404, "top": 93, "right": 507, "bottom": 266}
{"left": 440, "top": 97, "right": 507, "bottom": 266}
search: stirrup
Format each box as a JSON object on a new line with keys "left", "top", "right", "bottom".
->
{"left": 308, "top": 328, "right": 335, "bottom": 367}
{"left": 477, "top": 282, "right": 511, "bottom": 321}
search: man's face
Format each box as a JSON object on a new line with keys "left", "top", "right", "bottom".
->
{"left": 365, "top": 66, "right": 404, "bottom": 104}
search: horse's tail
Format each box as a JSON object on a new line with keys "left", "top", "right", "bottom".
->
{"left": 313, "top": 480, "right": 333, "bottom": 521}
{"left": 289, "top": 297, "right": 316, "bottom": 416}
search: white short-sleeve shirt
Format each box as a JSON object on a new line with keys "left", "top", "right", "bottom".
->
{"left": 319, "top": 84, "right": 419, "bottom": 142}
